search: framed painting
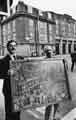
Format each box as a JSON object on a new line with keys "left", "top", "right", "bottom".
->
{"left": 10, "top": 59, "right": 70, "bottom": 112}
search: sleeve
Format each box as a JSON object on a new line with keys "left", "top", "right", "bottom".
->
{"left": 0, "top": 59, "right": 5, "bottom": 79}
{"left": 17, "top": 55, "right": 24, "bottom": 60}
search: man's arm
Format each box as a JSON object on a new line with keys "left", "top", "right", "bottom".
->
{"left": 17, "top": 55, "right": 24, "bottom": 60}
{"left": 0, "top": 59, "right": 4, "bottom": 79}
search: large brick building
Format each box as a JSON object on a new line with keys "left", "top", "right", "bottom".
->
{"left": 0, "top": 1, "right": 76, "bottom": 56}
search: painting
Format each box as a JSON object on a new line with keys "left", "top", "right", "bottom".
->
{"left": 10, "top": 59, "right": 69, "bottom": 112}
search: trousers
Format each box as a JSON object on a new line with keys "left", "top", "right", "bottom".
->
{"left": 4, "top": 94, "right": 20, "bottom": 120}
{"left": 44, "top": 104, "right": 58, "bottom": 120}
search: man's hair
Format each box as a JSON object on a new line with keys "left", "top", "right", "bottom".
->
{"left": 7, "top": 40, "right": 17, "bottom": 49}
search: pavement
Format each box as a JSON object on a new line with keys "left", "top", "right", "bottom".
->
{"left": 21, "top": 107, "right": 45, "bottom": 120}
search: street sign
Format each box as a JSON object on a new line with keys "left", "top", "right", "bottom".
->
{"left": 10, "top": 59, "right": 69, "bottom": 112}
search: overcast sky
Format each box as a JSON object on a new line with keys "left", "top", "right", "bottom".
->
{"left": 12, "top": 0, "right": 76, "bottom": 19}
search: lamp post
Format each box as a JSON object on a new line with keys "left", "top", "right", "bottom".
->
{"left": 35, "top": 14, "right": 39, "bottom": 56}
{"left": 7, "top": 0, "right": 10, "bottom": 16}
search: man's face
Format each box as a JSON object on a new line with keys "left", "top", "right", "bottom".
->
{"left": 48, "top": 50, "right": 51, "bottom": 53}
{"left": 8, "top": 42, "right": 17, "bottom": 54}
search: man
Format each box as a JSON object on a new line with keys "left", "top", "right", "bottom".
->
{"left": 44, "top": 47, "right": 52, "bottom": 58}
{"left": 0, "top": 40, "right": 24, "bottom": 120}
{"left": 70, "top": 51, "right": 76, "bottom": 72}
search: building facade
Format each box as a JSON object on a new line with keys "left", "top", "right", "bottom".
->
{"left": 45, "top": 11, "right": 76, "bottom": 55}
{"left": 0, "top": 1, "right": 56, "bottom": 57}
{"left": 0, "top": 1, "right": 76, "bottom": 56}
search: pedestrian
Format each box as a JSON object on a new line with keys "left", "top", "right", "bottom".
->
{"left": 70, "top": 51, "right": 76, "bottom": 72}
{"left": 44, "top": 47, "right": 52, "bottom": 58}
{"left": 0, "top": 40, "right": 24, "bottom": 120}
{"left": 44, "top": 46, "right": 58, "bottom": 120}
{"left": 41, "top": 45, "right": 45, "bottom": 56}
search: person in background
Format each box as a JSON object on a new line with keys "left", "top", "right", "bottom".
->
{"left": 44, "top": 47, "right": 52, "bottom": 58}
{"left": 41, "top": 45, "right": 52, "bottom": 58}
{"left": 70, "top": 51, "right": 76, "bottom": 72}
{"left": 41, "top": 45, "right": 45, "bottom": 56}
{"left": 31, "top": 51, "right": 37, "bottom": 57}
{"left": 0, "top": 40, "right": 24, "bottom": 120}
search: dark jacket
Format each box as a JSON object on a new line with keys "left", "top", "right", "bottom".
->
{"left": 45, "top": 49, "right": 51, "bottom": 58}
{"left": 0, "top": 54, "right": 24, "bottom": 96}
{"left": 70, "top": 52, "right": 76, "bottom": 62}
